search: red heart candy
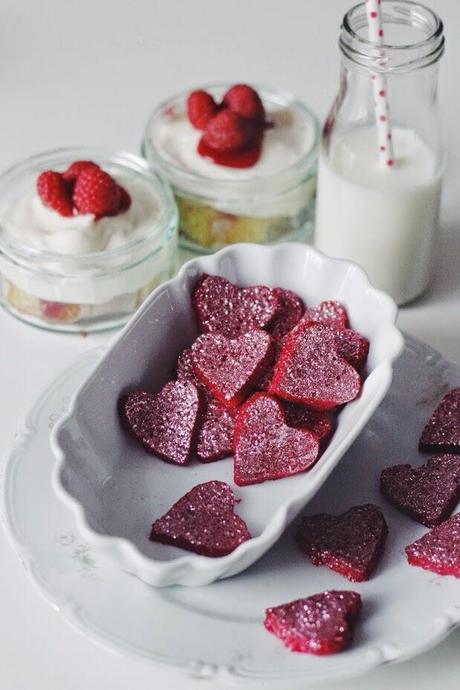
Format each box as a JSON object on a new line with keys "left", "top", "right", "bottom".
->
{"left": 334, "top": 328, "right": 369, "bottom": 371}
{"left": 191, "top": 330, "right": 273, "bottom": 408}
{"left": 233, "top": 393, "right": 319, "bottom": 486}
{"left": 269, "top": 287, "right": 304, "bottom": 341}
{"left": 302, "top": 300, "right": 349, "bottom": 330}
{"left": 192, "top": 274, "right": 279, "bottom": 338}
{"left": 405, "top": 513, "right": 460, "bottom": 578}
{"left": 271, "top": 322, "right": 362, "bottom": 410}
{"left": 419, "top": 387, "right": 460, "bottom": 454}
{"left": 264, "top": 590, "right": 362, "bottom": 655}
{"left": 282, "top": 402, "right": 335, "bottom": 446}
{"left": 149, "top": 480, "right": 251, "bottom": 557}
{"left": 381, "top": 454, "right": 460, "bottom": 526}
{"left": 297, "top": 504, "right": 388, "bottom": 582}
{"left": 123, "top": 381, "right": 202, "bottom": 465}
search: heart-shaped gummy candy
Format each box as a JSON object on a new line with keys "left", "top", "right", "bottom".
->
{"left": 405, "top": 513, "right": 460, "bottom": 578}
{"left": 297, "top": 504, "right": 388, "bottom": 581}
{"left": 381, "top": 454, "right": 460, "bottom": 526}
{"left": 335, "top": 328, "right": 369, "bottom": 371}
{"left": 264, "top": 590, "right": 362, "bottom": 655}
{"left": 419, "top": 387, "right": 460, "bottom": 454}
{"left": 269, "top": 287, "right": 304, "bottom": 341}
{"left": 149, "top": 480, "right": 251, "bottom": 557}
{"left": 233, "top": 393, "right": 319, "bottom": 486}
{"left": 302, "top": 300, "right": 349, "bottom": 330}
{"left": 282, "top": 402, "right": 335, "bottom": 446}
{"left": 192, "top": 274, "right": 279, "bottom": 338}
{"left": 122, "top": 381, "right": 202, "bottom": 465}
{"left": 191, "top": 330, "right": 273, "bottom": 408}
{"left": 271, "top": 322, "right": 361, "bottom": 410}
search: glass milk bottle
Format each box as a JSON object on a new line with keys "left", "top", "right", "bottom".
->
{"left": 315, "top": 1, "right": 444, "bottom": 305}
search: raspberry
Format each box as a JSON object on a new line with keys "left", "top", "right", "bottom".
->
{"left": 202, "top": 109, "right": 255, "bottom": 153}
{"left": 37, "top": 171, "right": 73, "bottom": 217}
{"left": 116, "top": 184, "right": 132, "bottom": 213}
{"left": 187, "top": 90, "right": 219, "bottom": 130}
{"left": 62, "top": 160, "right": 100, "bottom": 184}
{"left": 223, "top": 84, "right": 265, "bottom": 123}
{"left": 73, "top": 167, "right": 120, "bottom": 218}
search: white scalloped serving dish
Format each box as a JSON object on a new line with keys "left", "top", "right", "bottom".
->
{"left": 51, "top": 242, "right": 403, "bottom": 586}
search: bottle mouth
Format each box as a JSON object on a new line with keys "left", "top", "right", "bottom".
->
{"left": 340, "top": 0, "right": 444, "bottom": 72}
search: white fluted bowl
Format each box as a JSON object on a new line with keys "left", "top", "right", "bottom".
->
{"left": 51, "top": 243, "right": 403, "bottom": 586}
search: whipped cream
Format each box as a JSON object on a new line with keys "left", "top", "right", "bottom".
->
{"left": 0, "top": 174, "right": 162, "bottom": 255}
{"left": 152, "top": 107, "right": 315, "bottom": 181}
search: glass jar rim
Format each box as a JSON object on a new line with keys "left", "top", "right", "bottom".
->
{"left": 0, "top": 147, "right": 178, "bottom": 266}
{"left": 340, "top": 1, "right": 444, "bottom": 71}
{"left": 142, "top": 83, "right": 320, "bottom": 192}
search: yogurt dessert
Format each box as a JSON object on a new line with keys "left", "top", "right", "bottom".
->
{"left": 143, "top": 84, "right": 318, "bottom": 253}
{"left": 315, "top": 127, "right": 442, "bottom": 304}
{"left": 0, "top": 149, "right": 178, "bottom": 331}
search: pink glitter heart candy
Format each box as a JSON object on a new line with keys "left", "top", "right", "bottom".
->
{"left": 149, "top": 480, "right": 251, "bottom": 557}
{"left": 234, "top": 393, "right": 319, "bottom": 486}
{"left": 269, "top": 287, "right": 304, "bottom": 341}
{"left": 335, "top": 329, "right": 370, "bottom": 371}
{"left": 419, "top": 387, "right": 460, "bottom": 454}
{"left": 191, "top": 330, "right": 273, "bottom": 408}
{"left": 264, "top": 590, "right": 362, "bottom": 655}
{"left": 271, "top": 322, "right": 361, "bottom": 410}
{"left": 297, "top": 504, "right": 388, "bottom": 582}
{"left": 381, "top": 454, "right": 460, "bottom": 527}
{"left": 192, "top": 274, "right": 279, "bottom": 338}
{"left": 282, "top": 402, "right": 336, "bottom": 446}
{"left": 405, "top": 513, "right": 460, "bottom": 578}
{"left": 122, "top": 381, "right": 202, "bottom": 465}
{"left": 302, "top": 300, "right": 349, "bottom": 330}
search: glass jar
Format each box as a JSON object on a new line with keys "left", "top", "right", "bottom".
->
{"left": 315, "top": 1, "right": 444, "bottom": 305}
{"left": 0, "top": 148, "right": 178, "bottom": 332}
{"left": 142, "top": 84, "right": 319, "bottom": 257}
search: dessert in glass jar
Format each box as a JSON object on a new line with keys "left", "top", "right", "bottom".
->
{"left": 142, "top": 84, "right": 318, "bottom": 255}
{"left": 0, "top": 148, "right": 178, "bottom": 332}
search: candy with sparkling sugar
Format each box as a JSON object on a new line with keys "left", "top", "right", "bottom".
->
{"left": 335, "top": 328, "right": 370, "bottom": 371}
{"left": 233, "top": 393, "right": 319, "bottom": 486}
{"left": 302, "top": 300, "right": 349, "bottom": 330}
{"left": 419, "top": 388, "right": 460, "bottom": 454}
{"left": 269, "top": 287, "right": 304, "bottom": 341}
{"left": 282, "top": 402, "right": 336, "bottom": 446}
{"left": 264, "top": 590, "right": 362, "bottom": 655}
{"left": 297, "top": 504, "right": 388, "bottom": 581}
{"left": 191, "top": 330, "right": 273, "bottom": 408}
{"left": 192, "top": 274, "right": 279, "bottom": 338}
{"left": 271, "top": 322, "right": 361, "bottom": 410}
{"left": 122, "top": 382, "right": 202, "bottom": 465}
{"left": 380, "top": 455, "right": 460, "bottom": 526}
{"left": 149, "top": 480, "right": 251, "bottom": 557}
{"left": 405, "top": 513, "right": 460, "bottom": 578}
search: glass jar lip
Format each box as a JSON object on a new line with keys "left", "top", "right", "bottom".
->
{"left": 341, "top": 1, "right": 444, "bottom": 69}
{"left": 142, "top": 83, "right": 320, "bottom": 190}
{"left": 0, "top": 147, "right": 178, "bottom": 265}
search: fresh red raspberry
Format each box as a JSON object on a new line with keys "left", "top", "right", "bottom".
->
{"left": 37, "top": 171, "right": 73, "bottom": 217}
{"left": 62, "top": 160, "right": 100, "bottom": 184}
{"left": 116, "top": 184, "right": 132, "bottom": 213}
{"left": 223, "top": 84, "right": 265, "bottom": 123}
{"left": 187, "top": 90, "right": 219, "bottom": 130}
{"left": 73, "top": 167, "right": 120, "bottom": 218}
{"left": 202, "top": 109, "right": 255, "bottom": 153}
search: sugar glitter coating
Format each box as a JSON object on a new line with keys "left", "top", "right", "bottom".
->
{"left": 269, "top": 287, "right": 304, "bottom": 341}
{"left": 149, "top": 480, "right": 251, "bottom": 557}
{"left": 271, "top": 322, "right": 361, "bottom": 410}
{"left": 334, "top": 328, "right": 369, "bottom": 371}
{"left": 419, "top": 388, "right": 460, "bottom": 454}
{"left": 297, "top": 504, "right": 388, "bottom": 582}
{"left": 123, "top": 381, "right": 202, "bottom": 465}
{"left": 282, "top": 402, "right": 335, "bottom": 446}
{"left": 192, "top": 274, "right": 279, "bottom": 338}
{"left": 302, "top": 300, "right": 349, "bottom": 330}
{"left": 191, "top": 330, "right": 273, "bottom": 408}
{"left": 405, "top": 513, "right": 460, "bottom": 578}
{"left": 264, "top": 590, "right": 362, "bottom": 655}
{"left": 381, "top": 454, "right": 460, "bottom": 526}
{"left": 234, "top": 393, "right": 319, "bottom": 486}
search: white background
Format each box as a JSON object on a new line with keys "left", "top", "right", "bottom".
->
{"left": 0, "top": 1, "right": 459, "bottom": 688}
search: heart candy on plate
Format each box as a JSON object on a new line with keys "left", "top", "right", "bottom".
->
{"left": 123, "top": 382, "right": 202, "bottom": 465}
{"left": 269, "top": 287, "right": 304, "bottom": 341}
{"left": 334, "top": 329, "right": 370, "bottom": 371}
{"left": 419, "top": 387, "right": 460, "bottom": 454}
{"left": 282, "top": 402, "right": 336, "bottom": 446}
{"left": 150, "top": 480, "right": 251, "bottom": 557}
{"left": 405, "top": 513, "right": 460, "bottom": 578}
{"left": 302, "top": 300, "right": 349, "bottom": 330}
{"left": 264, "top": 590, "right": 362, "bottom": 655}
{"left": 380, "top": 454, "right": 460, "bottom": 526}
{"left": 271, "top": 322, "right": 362, "bottom": 410}
{"left": 233, "top": 393, "right": 319, "bottom": 486}
{"left": 297, "top": 504, "right": 388, "bottom": 581}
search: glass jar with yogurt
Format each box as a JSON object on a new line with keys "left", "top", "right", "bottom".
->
{"left": 315, "top": 1, "right": 444, "bottom": 305}
{"left": 142, "top": 85, "right": 319, "bottom": 256}
{"left": 0, "top": 149, "right": 178, "bottom": 331}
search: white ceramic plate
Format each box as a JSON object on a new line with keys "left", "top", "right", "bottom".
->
{"left": 2, "top": 338, "right": 460, "bottom": 687}
{"left": 51, "top": 243, "right": 403, "bottom": 586}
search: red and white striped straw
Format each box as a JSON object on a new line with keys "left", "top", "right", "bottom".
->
{"left": 366, "top": 0, "right": 394, "bottom": 168}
